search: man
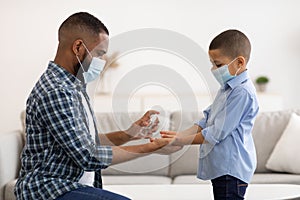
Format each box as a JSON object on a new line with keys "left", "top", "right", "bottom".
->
{"left": 15, "top": 12, "right": 180, "bottom": 200}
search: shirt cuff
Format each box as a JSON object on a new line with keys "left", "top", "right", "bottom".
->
{"left": 201, "top": 127, "right": 219, "bottom": 145}
{"left": 195, "top": 118, "right": 206, "bottom": 129}
{"left": 96, "top": 146, "right": 113, "bottom": 168}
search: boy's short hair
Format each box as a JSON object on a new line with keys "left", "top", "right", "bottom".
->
{"left": 209, "top": 29, "right": 251, "bottom": 63}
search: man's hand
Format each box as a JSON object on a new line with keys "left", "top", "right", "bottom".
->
{"left": 126, "top": 110, "right": 160, "bottom": 139}
{"left": 149, "top": 137, "right": 183, "bottom": 154}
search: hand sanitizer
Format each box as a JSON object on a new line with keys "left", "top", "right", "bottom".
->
{"left": 139, "top": 114, "right": 158, "bottom": 138}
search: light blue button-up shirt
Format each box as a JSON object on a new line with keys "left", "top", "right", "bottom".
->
{"left": 196, "top": 70, "right": 259, "bottom": 183}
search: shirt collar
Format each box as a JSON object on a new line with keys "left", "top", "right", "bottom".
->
{"left": 224, "top": 70, "right": 249, "bottom": 90}
{"left": 48, "top": 61, "right": 85, "bottom": 91}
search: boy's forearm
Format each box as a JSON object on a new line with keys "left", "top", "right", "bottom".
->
{"left": 192, "top": 132, "right": 205, "bottom": 144}
{"left": 177, "top": 132, "right": 205, "bottom": 145}
{"left": 178, "top": 125, "right": 203, "bottom": 137}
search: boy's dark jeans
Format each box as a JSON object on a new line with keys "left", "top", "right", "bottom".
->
{"left": 211, "top": 175, "right": 248, "bottom": 200}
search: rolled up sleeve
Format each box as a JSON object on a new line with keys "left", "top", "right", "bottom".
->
{"left": 195, "top": 106, "right": 211, "bottom": 129}
{"left": 200, "top": 88, "right": 252, "bottom": 145}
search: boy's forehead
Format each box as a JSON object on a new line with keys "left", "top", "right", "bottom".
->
{"left": 208, "top": 49, "right": 227, "bottom": 62}
{"left": 209, "top": 49, "right": 222, "bottom": 58}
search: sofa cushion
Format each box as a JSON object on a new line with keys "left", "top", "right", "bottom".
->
{"left": 265, "top": 113, "right": 300, "bottom": 174}
{"left": 95, "top": 112, "right": 170, "bottom": 134}
{"left": 170, "top": 111, "right": 203, "bottom": 132}
{"left": 102, "top": 175, "right": 172, "bottom": 185}
{"left": 169, "top": 145, "right": 199, "bottom": 178}
{"left": 0, "top": 131, "right": 23, "bottom": 200}
{"left": 250, "top": 173, "right": 300, "bottom": 184}
{"left": 4, "top": 179, "right": 16, "bottom": 200}
{"left": 102, "top": 152, "right": 170, "bottom": 176}
{"left": 252, "top": 109, "right": 300, "bottom": 173}
{"left": 169, "top": 111, "right": 202, "bottom": 177}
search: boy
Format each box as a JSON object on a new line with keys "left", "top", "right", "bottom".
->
{"left": 161, "top": 29, "right": 259, "bottom": 199}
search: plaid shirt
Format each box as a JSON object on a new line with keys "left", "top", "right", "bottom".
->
{"left": 15, "top": 61, "right": 112, "bottom": 200}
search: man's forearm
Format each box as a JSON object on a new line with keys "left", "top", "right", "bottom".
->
{"left": 99, "top": 131, "right": 132, "bottom": 146}
{"left": 110, "top": 140, "right": 165, "bottom": 165}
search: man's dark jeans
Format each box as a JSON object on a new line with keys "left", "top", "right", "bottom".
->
{"left": 56, "top": 186, "right": 131, "bottom": 200}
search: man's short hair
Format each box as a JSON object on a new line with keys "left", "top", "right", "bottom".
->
{"left": 209, "top": 29, "right": 251, "bottom": 63}
{"left": 58, "top": 12, "right": 109, "bottom": 42}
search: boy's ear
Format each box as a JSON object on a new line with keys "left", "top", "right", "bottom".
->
{"left": 237, "top": 56, "right": 246, "bottom": 68}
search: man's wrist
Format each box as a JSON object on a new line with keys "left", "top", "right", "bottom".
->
{"left": 126, "top": 124, "right": 140, "bottom": 139}
{"left": 141, "top": 140, "right": 167, "bottom": 154}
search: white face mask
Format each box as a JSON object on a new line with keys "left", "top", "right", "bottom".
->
{"left": 76, "top": 42, "right": 106, "bottom": 83}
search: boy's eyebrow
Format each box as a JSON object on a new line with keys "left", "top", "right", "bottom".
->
{"left": 210, "top": 58, "right": 221, "bottom": 65}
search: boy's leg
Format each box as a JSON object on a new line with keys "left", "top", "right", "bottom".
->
{"left": 56, "top": 186, "right": 131, "bottom": 200}
{"left": 211, "top": 175, "right": 248, "bottom": 200}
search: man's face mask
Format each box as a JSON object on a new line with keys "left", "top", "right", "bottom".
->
{"left": 76, "top": 42, "right": 106, "bottom": 84}
{"left": 211, "top": 58, "right": 241, "bottom": 86}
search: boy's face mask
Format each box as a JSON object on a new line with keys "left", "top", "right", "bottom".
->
{"left": 76, "top": 42, "right": 106, "bottom": 84}
{"left": 211, "top": 58, "right": 240, "bottom": 86}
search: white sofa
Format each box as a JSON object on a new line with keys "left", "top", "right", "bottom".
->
{"left": 1, "top": 109, "right": 300, "bottom": 200}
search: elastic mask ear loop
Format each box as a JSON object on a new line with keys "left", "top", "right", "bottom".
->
{"left": 81, "top": 42, "right": 93, "bottom": 59}
{"left": 235, "top": 66, "right": 241, "bottom": 76}
{"left": 228, "top": 57, "right": 241, "bottom": 76}
{"left": 228, "top": 57, "right": 237, "bottom": 66}
{"left": 234, "top": 66, "right": 242, "bottom": 76}
{"left": 75, "top": 55, "right": 86, "bottom": 73}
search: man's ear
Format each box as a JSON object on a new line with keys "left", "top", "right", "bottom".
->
{"left": 72, "top": 39, "right": 84, "bottom": 58}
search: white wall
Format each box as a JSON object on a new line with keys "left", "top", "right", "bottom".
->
{"left": 1, "top": 0, "right": 300, "bottom": 133}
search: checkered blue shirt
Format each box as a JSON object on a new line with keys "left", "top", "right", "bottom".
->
{"left": 15, "top": 61, "right": 112, "bottom": 200}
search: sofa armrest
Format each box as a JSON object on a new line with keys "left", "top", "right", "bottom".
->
{"left": 0, "top": 131, "right": 24, "bottom": 200}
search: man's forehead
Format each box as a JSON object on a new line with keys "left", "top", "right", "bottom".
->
{"left": 98, "top": 32, "right": 109, "bottom": 43}
{"left": 93, "top": 33, "right": 109, "bottom": 52}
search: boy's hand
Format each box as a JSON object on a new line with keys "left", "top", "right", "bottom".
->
{"left": 149, "top": 138, "right": 182, "bottom": 154}
{"left": 126, "top": 110, "right": 160, "bottom": 139}
{"left": 161, "top": 130, "right": 205, "bottom": 145}
{"left": 160, "top": 131, "right": 177, "bottom": 138}
{"left": 160, "top": 131, "right": 182, "bottom": 146}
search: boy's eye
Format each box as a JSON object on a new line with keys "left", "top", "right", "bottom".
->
{"left": 216, "top": 64, "right": 222, "bottom": 68}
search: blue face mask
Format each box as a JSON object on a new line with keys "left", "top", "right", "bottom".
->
{"left": 76, "top": 42, "right": 106, "bottom": 83}
{"left": 211, "top": 58, "right": 240, "bottom": 86}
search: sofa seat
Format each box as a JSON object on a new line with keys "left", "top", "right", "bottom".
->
{"left": 172, "top": 175, "right": 210, "bottom": 184}
{"left": 172, "top": 173, "right": 300, "bottom": 185}
{"left": 5, "top": 173, "right": 300, "bottom": 200}
{"left": 4, "top": 176, "right": 173, "bottom": 200}
{"left": 102, "top": 175, "right": 172, "bottom": 185}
